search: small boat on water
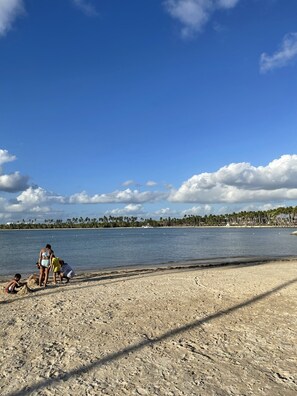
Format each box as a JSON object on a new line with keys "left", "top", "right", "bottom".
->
{"left": 142, "top": 224, "right": 153, "bottom": 228}
{"left": 291, "top": 231, "right": 297, "bottom": 235}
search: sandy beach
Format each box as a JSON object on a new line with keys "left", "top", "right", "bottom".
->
{"left": 1, "top": 260, "right": 296, "bottom": 396}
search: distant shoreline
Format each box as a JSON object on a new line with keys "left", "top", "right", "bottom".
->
{"left": 1, "top": 225, "right": 297, "bottom": 231}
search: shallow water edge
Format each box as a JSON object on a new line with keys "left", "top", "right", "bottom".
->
{"left": 1, "top": 255, "right": 296, "bottom": 282}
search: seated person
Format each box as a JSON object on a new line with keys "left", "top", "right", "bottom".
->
{"left": 5, "top": 274, "right": 23, "bottom": 294}
{"left": 59, "top": 260, "right": 75, "bottom": 283}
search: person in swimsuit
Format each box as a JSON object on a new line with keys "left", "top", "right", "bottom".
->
{"left": 38, "top": 244, "right": 53, "bottom": 287}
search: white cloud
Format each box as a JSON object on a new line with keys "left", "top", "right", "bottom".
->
{"left": 164, "top": 0, "right": 239, "bottom": 37}
{"left": 72, "top": 0, "right": 98, "bottom": 17}
{"left": 15, "top": 186, "right": 65, "bottom": 205}
{"left": 154, "top": 207, "right": 172, "bottom": 216}
{"left": 260, "top": 32, "right": 297, "bottom": 73}
{"left": 0, "top": 149, "right": 16, "bottom": 166}
{"left": 6, "top": 187, "right": 65, "bottom": 213}
{"left": 182, "top": 205, "right": 212, "bottom": 215}
{"left": 146, "top": 180, "right": 157, "bottom": 187}
{"left": 69, "top": 188, "right": 167, "bottom": 204}
{"left": 0, "top": 149, "right": 62, "bottom": 201}
{"left": 0, "top": 171, "right": 29, "bottom": 192}
{"left": 122, "top": 180, "right": 137, "bottom": 187}
{"left": 0, "top": 0, "right": 97, "bottom": 38}
{"left": 0, "top": 0, "right": 24, "bottom": 36}
{"left": 152, "top": 207, "right": 181, "bottom": 218}
{"left": 170, "top": 155, "right": 297, "bottom": 204}
{"left": 107, "top": 204, "right": 144, "bottom": 216}
{"left": 0, "top": 149, "right": 29, "bottom": 192}
{"left": 122, "top": 180, "right": 157, "bottom": 188}
{"left": 165, "top": 0, "right": 211, "bottom": 37}
{"left": 29, "top": 205, "right": 51, "bottom": 213}
{"left": 3, "top": 149, "right": 297, "bottom": 221}
{"left": 0, "top": 0, "right": 241, "bottom": 41}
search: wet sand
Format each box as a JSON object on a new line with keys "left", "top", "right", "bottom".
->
{"left": 0, "top": 260, "right": 297, "bottom": 395}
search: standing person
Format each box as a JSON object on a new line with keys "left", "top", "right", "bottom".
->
{"left": 36, "top": 261, "right": 44, "bottom": 285}
{"left": 59, "top": 260, "right": 75, "bottom": 283}
{"left": 38, "top": 244, "right": 53, "bottom": 287}
{"left": 51, "top": 255, "right": 63, "bottom": 284}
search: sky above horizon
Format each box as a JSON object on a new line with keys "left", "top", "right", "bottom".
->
{"left": 1, "top": 0, "right": 297, "bottom": 222}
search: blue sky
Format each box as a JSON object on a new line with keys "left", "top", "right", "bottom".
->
{"left": 1, "top": 0, "right": 297, "bottom": 222}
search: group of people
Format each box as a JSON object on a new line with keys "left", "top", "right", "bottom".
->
{"left": 5, "top": 243, "right": 75, "bottom": 294}
{"left": 38, "top": 243, "right": 74, "bottom": 287}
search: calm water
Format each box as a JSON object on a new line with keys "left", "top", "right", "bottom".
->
{"left": 0, "top": 227, "right": 297, "bottom": 277}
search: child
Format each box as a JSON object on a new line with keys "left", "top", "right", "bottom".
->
{"left": 51, "top": 256, "right": 63, "bottom": 284}
{"left": 59, "top": 260, "right": 75, "bottom": 283}
{"left": 5, "top": 274, "right": 22, "bottom": 294}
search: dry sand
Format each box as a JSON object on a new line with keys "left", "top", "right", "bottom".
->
{"left": 0, "top": 260, "right": 296, "bottom": 396}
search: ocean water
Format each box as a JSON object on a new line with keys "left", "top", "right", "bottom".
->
{"left": 0, "top": 227, "right": 297, "bottom": 277}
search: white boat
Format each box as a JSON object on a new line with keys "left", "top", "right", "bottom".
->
{"left": 291, "top": 230, "right": 297, "bottom": 235}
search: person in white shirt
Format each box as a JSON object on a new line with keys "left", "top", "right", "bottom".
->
{"left": 59, "top": 260, "right": 75, "bottom": 283}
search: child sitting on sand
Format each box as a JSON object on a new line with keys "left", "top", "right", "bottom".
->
{"left": 5, "top": 274, "right": 23, "bottom": 294}
{"left": 51, "top": 256, "right": 63, "bottom": 284}
{"left": 59, "top": 260, "right": 75, "bottom": 283}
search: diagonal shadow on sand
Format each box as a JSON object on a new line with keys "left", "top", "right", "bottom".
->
{"left": 6, "top": 276, "right": 297, "bottom": 396}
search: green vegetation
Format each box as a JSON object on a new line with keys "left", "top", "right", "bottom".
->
{"left": 2, "top": 206, "right": 297, "bottom": 229}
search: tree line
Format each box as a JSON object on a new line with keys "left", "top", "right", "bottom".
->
{"left": 2, "top": 206, "right": 297, "bottom": 229}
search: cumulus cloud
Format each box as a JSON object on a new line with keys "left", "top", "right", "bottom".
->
{"left": 0, "top": 172, "right": 29, "bottom": 192}
{"left": 153, "top": 207, "right": 184, "bottom": 218}
{"left": 106, "top": 204, "right": 144, "bottom": 216}
{"left": 170, "top": 155, "right": 297, "bottom": 204}
{"left": 260, "top": 32, "right": 297, "bottom": 73}
{"left": 0, "top": 149, "right": 16, "bottom": 166}
{"left": 69, "top": 189, "right": 168, "bottom": 204}
{"left": 15, "top": 186, "right": 65, "bottom": 205}
{"left": 182, "top": 205, "right": 212, "bottom": 215}
{"left": 6, "top": 187, "right": 65, "bottom": 213}
{"left": 0, "top": 150, "right": 45, "bottom": 215}
{"left": 0, "top": 149, "right": 29, "bottom": 192}
{"left": 154, "top": 207, "right": 172, "bottom": 216}
{"left": 0, "top": 0, "right": 24, "bottom": 36}
{"left": 164, "top": 0, "right": 239, "bottom": 37}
